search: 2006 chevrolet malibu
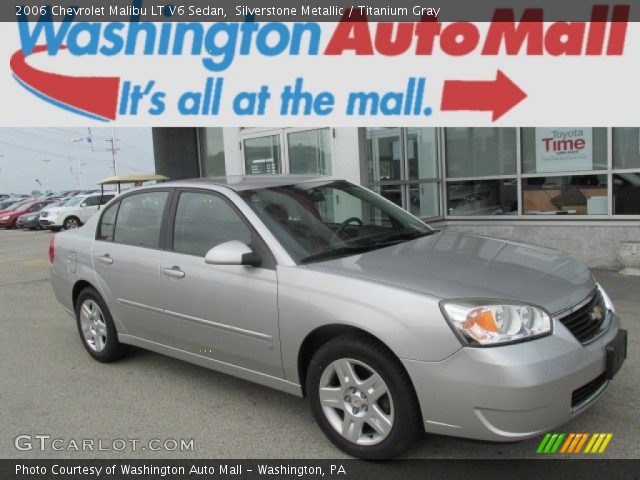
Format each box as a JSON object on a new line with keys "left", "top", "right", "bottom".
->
{"left": 50, "top": 176, "right": 627, "bottom": 458}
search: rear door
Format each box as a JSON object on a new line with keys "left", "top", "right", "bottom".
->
{"left": 92, "top": 189, "right": 175, "bottom": 345}
{"left": 160, "top": 189, "right": 282, "bottom": 377}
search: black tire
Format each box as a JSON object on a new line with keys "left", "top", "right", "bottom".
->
{"left": 306, "top": 334, "right": 422, "bottom": 459}
{"left": 75, "top": 287, "right": 129, "bottom": 363}
{"left": 63, "top": 216, "right": 81, "bottom": 230}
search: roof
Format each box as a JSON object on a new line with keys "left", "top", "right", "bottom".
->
{"left": 98, "top": 174, "right": 169, "bottom": 185}
{"left": 162, "top": 175, "right": 336, "bottom": 192}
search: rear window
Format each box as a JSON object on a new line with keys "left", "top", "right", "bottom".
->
{"left": 113, "top": 191, "right": 169, "bottom": 249}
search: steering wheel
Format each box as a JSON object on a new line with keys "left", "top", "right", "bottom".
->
{"left": 329, "top": 217, "right": 364, "bottom": 243}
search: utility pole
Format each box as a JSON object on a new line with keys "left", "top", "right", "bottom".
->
{"left": 80, "top": 162, "right": 88, "bottom": 188}
{"left": 106, "top": 127, "right": 118, "bottom": 176}
{"left": 72, "top": 137, "right": 84, "bottom": 188}
{"left": 42, "top": 159, "right": 51, "bottom": 193}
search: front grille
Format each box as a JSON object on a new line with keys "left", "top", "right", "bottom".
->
{"left": 572, "top": 373, "right": 607, "bottom": 409}
{"left": 558, "top": 290, "right": 607, "bottom": 344}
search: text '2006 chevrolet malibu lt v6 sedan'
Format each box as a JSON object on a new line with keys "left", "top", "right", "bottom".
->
{"left": 49, "top": 176, "right": 627, "bottom": 458}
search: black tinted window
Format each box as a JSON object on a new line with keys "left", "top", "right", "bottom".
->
{"left": 114, "top": 192, "right": 169, "bottom": 248}
{"left": 98, "top": 201, "right": 119, "bottom": 241}
{"left": 100, "top": 194, "right": 115, "bottom": 205}
{"left": 173, "top": 192, "right": 251, "bottom": 257}
{"left": 84, "top": 196, "right": 100, "bottom": 207}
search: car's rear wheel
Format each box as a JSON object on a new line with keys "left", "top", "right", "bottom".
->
{"left": 306, "top": 334, "right": 422, "bottom": 459}
{"left": 63, "top": 216, "right": 81, "bottom": 229}
{"left": 75, "top": 287, "right": 129, "bottom": 362}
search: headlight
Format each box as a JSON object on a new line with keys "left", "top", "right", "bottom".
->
{"left": 596, "top": 283, "right": 616, "bottom": 314}
{"left": 0, "top": 215, "right": 9, "bottom": 221}
{"left": 440, "top": 300, "right": 553, "bottom": 346}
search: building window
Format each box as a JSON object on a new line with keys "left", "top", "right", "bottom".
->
{"left": 520, "top": 128, "right": 608, "bottom": 216}
{"left": 522, "top": 175, "right": 608, "bottom": 215}
{"left": 521, "top": 128, "right": 607, "bottom": 174}
{"left": 288, "top": 128, "right": 332, "bottom": 175}
{"left": 612, "top": 128, "right": 640, "bottom": 214}
{"left": 243, "top": 135, "right": 282, "bottom": 174}
{"left": 445, "top": 128, "right": 517, "bottom": 178}
{"left": 447, "top": 179, "right": 517, "bottom": 216}
{"left": 365, "top": 127, "right": 440, "bottom": 220}
{"left": 444, "top": 128, "right": 517, "bottom": 216}
{"left": 199, "top": 128, "right": 226, "bottom": 177}
{"left": 241, "top": 128, "right": 332, "bottom": 175}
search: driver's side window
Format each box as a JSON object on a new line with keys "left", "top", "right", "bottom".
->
{"left": 173, "top": 192, "right": 252, "bottom": 257}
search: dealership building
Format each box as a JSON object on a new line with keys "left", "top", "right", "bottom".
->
{"left": 152, "top": 127, "right": 640, "bottom": 269}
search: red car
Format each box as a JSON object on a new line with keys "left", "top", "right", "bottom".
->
{"left": 0, "top": 199, "right": 53, "bottom": 228}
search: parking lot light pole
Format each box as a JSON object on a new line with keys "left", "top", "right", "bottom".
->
{"left": 42, "top": 159, "right": 51, "bottom": 194}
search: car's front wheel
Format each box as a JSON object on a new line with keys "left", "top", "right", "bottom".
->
{"left": 306, "top": 334, "right": 422, "bottom": 459}
{"left": 75, "top": 287, "right": 129, "bottom": 362}
{"left": 63, "top": 216, "right": 81, "bottom": 230}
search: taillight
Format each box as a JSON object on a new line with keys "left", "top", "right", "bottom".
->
{"left": 49, "top": 234, "right": 55, "bottom": 263}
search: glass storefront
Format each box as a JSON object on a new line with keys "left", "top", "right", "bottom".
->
{"left": 365, "top": 127, "right": 440, "bottom": 219}
{"left": 198, "top": 126, "right": 640, "bottom": 221}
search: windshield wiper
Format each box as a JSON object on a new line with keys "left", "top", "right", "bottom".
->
{"left": 299, "top": 245, "right": 374, "bottom": 264}
{"left": 300, "top": 230, "right": 435, "bottom": 264}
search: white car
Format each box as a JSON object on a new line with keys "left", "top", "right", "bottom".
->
{"left": 40, "top": 192, "right": 116, "bottom": 230}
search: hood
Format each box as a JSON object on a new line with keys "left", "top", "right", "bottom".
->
{"left": 306, "top": 230, "right": 594, "bottom": 315}
{"left": 42, "top": 206, "right": 68, "bottom": 214}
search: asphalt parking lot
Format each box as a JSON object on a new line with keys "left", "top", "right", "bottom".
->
{"left": 1, "top": 228, "right": 638, "bottom": 459}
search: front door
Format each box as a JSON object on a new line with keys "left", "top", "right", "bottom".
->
{"left": 160, "top": 190, "right": 282, "bottom": 377}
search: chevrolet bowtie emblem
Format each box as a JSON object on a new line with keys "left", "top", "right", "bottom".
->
{"left": 590, "top": 305, "right": 604, "bottom": 322}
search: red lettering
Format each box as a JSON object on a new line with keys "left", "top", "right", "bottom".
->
{"left": 440, "top": 22, "right": 480, "bottom": 56}
{"left": 545, "top": 22, "right": 586, "bottom": 55}
{"left": 482, "top": 9, "right": 544, "bottom": 55}
{"left": 374, "top": 23, "right": 414, "bottom": 56}
{"left": 324, "top": 11, "right": 373, "bottom": 55}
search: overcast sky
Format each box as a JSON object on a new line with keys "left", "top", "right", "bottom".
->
{"left": 0, "top": 128, "right": 154, "bottom": 194}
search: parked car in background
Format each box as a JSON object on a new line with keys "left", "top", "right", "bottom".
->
{"left": 49, "top": 176, "right": 626, "bottom": 459}
{"left": 0, "top": 199, "right": 54, "bottom": 228}
{"left": 0, "top": 199, "right": 31, "bottom": 215}
{"left": 0, "top": 198, "right": 25, "bottom": 210}
{"left": 40, "top": 193, "right": 116, "bottom": 230}
{"left": 16, "top": 200, "right": 60, "bottom": 229}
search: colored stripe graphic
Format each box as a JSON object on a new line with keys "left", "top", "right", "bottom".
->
{"left": 10, "top": 45, "right": 120, "bottom": 121}
{"left": 538, "top": 433, "right": 613, "bottom": 454}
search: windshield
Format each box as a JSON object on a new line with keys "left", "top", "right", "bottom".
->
{"left": 238, "top": 180, "right": 433, "bottom": 264}
{"left": 64, "top": 197, "right": 84, "bottom": 207}
{"left": 15, "top": 202, "right": 35, "bottom": 213}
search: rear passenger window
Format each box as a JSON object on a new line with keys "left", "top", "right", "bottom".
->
{"left": 173, "top": 192, "right": 252, "bottom": 257}
{"left": 100, "top": 194, "right": 115, "bottom": 205}
{"left": 98, "top": 201, "right": 119, "bottom": 241}
{"left": 114, "top": 191, "right": 169, "bottom": 248}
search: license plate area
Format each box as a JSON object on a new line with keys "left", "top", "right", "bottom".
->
{"left": 606, "top": 329, "right": 627, "bottom": 380}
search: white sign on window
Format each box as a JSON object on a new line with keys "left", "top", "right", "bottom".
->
{"left": 535, "top": 128, "right": 593, "bottom": 173}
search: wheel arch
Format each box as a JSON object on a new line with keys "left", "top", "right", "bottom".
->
{"left": 72, "top": 279, "right": 96, "bottom": 310}
{"left": 297, "top": 324, "right": 414, "bottom": 398}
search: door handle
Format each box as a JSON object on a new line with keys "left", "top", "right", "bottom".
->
{"left": 97, "top": 254, "right": 113, "bottom": 265}
{"left": 163, "top": 266, "right": 185, "bottom": 279}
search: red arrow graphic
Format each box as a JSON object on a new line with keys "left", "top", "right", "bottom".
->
{"left": 441, "top": 70, "right": 527, "bottom": 121}
{"left": 10, "top": 45, "right": 120, "bottom": 121}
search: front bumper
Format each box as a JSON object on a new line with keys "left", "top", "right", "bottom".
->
{"left": 402, "top": 313, "right": 625, "bottom": 442}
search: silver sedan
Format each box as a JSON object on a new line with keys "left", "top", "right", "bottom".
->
{"left": 49, "top": 176, "right": 627, "bottom": 458}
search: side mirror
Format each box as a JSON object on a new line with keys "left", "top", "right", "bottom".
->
{"left": 80, "top": 202, "right": 87, "bottom": 208}
{"left": 204, "top": 240, "right": 262, "bottom": 267}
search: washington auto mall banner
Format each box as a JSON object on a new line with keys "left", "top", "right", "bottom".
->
{"left": 0, "top": 1, "right": 639, "bottom": 126}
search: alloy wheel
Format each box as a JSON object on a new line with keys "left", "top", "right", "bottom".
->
{"left": 79, "top": 299, "right": 107, "bottom": 352}
{"left": 318, "top": 358, "right": 394, "bottom": 446}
